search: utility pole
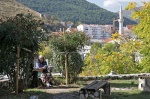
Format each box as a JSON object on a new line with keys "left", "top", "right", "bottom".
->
{"left": 63, "top": 28, "right": 68, "bottom": 85}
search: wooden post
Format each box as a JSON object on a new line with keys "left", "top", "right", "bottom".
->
{"left": 65, "top": 53, "right": 68, "bottom": 85}
{"left": 25, "top": 53, "right": 30, "bottom": 89}
{"left": 15, "top": 46, "right": 20, "bottom": 95}
{"left": 63, "top": 28, "right": 68, "bottom": 85}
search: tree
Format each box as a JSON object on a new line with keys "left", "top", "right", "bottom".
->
{"left": 82, "top": 43, "right": 119, "bottom": 75}
{"left": 49, "top": 31, "right": 88, "bottom": 84}
{"left": 38, "top": 46, "right": 53, "bottom": 61}
{"left": 80, "top": 42, "right": 102, "bottom": 76}
{"left": 126, "top": 2, "right": 150, "bottom": 72}
{"left": 0, "top": 13, "right": 47, "bottom": 95}
{"left": 81, "top": 41, "right": 138, "bottom": 76}
{"left": 90, "top": 42, "right": 102, "bottom": 55}
{"left": 44, "top": 15, "right": 66, "bottom": 32}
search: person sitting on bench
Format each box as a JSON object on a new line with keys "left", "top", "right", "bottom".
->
{"left": 35, "top": 55, "right": 51, "bottom": 87}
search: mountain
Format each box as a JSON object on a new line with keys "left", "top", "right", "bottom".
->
{"left": 122, "top": 6, "right": 142, "bottom": 23}
{"left": 123, "top": 10, "right": 132, "bottom": 20}
{"left": 0, "top": 0, "right": 41, "bottom": 19}
{"left": 16, "top": 0, "right": 136, "bottom": 26}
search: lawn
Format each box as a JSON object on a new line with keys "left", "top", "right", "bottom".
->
{"left": 0, "top": 79, "right": 149, "bottom": 99}
{"left": 112, "top": 90, "right": 150, "bottom": 99}
{"left": 110, "top": 79, "right": 149, "bottom": 99}
{"left": 110, "top": 79, "right": 138, "bottom": 88}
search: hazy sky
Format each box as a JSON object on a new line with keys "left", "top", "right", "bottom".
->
{"left": 86, "top": 0, "right": 150, "bottom": 12}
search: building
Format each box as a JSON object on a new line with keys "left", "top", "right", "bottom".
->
{"left": 77, "top": 24, "right": 114, "bottom": 58}
{"left": 60, "top": 22, "right": 73, "bottom": 28}
{"left": 77, "top": 24, "right": 112, "bottom": 40}
{"left": 78, "top": 45, "right": 91, "bottom": 59}
{"left": 123, "top": 25, "right": 136, "bottom": 39}
{"left": 118, "top": 5, "right": 124, "bottom": 34}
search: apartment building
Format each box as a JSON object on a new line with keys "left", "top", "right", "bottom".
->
{"left": 77, "top": 24, "right": 112, "bottom": 40}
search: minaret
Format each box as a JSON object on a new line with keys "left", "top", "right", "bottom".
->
{"left": 118, "top": 5, "right": 124, "bottom": 34}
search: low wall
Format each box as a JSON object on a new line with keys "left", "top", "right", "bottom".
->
{"left": 78, "top": 73, "right": 150, "bottom": 80}
{"left": 0, "top": 79, "right": 9, "bottom": 89}
{"left": 52, "top": 73, "right": 150, "bottom": 80}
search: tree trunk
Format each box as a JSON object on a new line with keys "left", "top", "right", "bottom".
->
{"left": 15, "top": 46, "right": 20, "bottom": 96}
{"left": 65, "top": 53, "right": 68, "bottom": 85}
{"left": 25, "top": 54, "right": 30, "bottom": 88}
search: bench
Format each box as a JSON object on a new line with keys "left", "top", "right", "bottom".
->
{"left": 79, "top": 80, "right": 110, "bottom": 99}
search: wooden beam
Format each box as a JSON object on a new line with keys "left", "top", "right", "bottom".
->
{"left": 22, "top": 48, "right": 32, "bottom": 53}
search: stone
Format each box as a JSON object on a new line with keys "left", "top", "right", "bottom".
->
{"left": 30, "top": 95, "right": 39, "bottom": 99}
{"left": 138, "top": 77, "right": 150, "bottom": 92}
{"left": 79, "top": 93, "right": 85, "bottom": 99}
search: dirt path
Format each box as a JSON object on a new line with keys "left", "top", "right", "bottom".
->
{"left": 45, "top": 86, "right": 80, "bottom": 99}
{"left": 43, "top": 86, "right": 136, "bottom": 99}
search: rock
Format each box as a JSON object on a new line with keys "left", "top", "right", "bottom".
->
{"left": 30, "top": 95, "right": 39, "bottom": 99}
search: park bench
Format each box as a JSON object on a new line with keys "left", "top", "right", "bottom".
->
{"left": 79, "top": 80, "right": 110, "bottom": 99}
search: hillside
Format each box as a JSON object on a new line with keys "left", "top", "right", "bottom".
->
{"left": 0, "top": 0, "right": 41, "bottom": 19}
{"left": 122, "top": 6, "right": 142, "bottom": 23}
{"left": 16, "top": 0, "right": 136, "bottom": 26}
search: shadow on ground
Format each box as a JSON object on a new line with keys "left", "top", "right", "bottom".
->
{"left": 0, "top": 87, "right": 150, "bottom": 99}
{"left": 0, "top": 86, "right": 80, "bottom": 99}
{"left": 0, "top": 90, "right": 52, "bottom": 99}
{"left": 50, "top": 90, "right": 150, "bottom": 99}
{"left": 51, "top": 91, "right": 79, "bottom": 99}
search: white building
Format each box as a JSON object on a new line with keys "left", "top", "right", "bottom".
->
{"left": 118, "top": 5, "right": 124, "bottom": 34}
{"left": 78, "top": 45, "right": 91, "bottom": 59}
{"left": 77, "top": 24, "right": 112, "bottom": 40}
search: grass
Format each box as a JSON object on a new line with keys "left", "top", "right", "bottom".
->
{"left": 0, "top": 79, "right": 149, "bottom": 99}
{"left": 110, "top": 79, "right": 138, "bottom": 88}
{"left": 0, "top": 89, "right": 52, "bottom": 99}
{"left": 110, "top": 79, "right": 149, "bottom": 99}
{"left": 54, "top": 77, "right": 66, "bottom": 85}
{"left": 112, "top": 90, "right": 150, "bottom": 99}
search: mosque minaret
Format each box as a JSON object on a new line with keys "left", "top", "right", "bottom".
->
{"left": 118, "top": 5, "right": 124, "bottom": 34}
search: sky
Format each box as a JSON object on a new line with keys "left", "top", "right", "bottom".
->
{"left": 86, "top": 0, "right": 150, "bottom": 12}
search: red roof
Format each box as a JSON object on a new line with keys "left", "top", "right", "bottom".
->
{"left": 70, "top": 28, "right": 78, "bottom": 32}
{"left": 126, "top": 25, "right": 133, "bottom": 30}
{"left": 101, "top": 38, "right": 113, "bottom": 42}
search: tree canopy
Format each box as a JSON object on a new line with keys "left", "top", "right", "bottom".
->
{"left": 49, "top": 31, "right": 88, "bottom": 83}
{"left": 0, "top": 13, "right": 47, "bottom": 91}
{"left": 126, "top": 2, "right": 150, "bottom": 72}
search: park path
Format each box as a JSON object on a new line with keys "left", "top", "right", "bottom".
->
{"left": 45, "top": 86, "right": 80, "bottom": 99}
{"left": 43, "top": 86, "right": 135, "bottom": 99}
